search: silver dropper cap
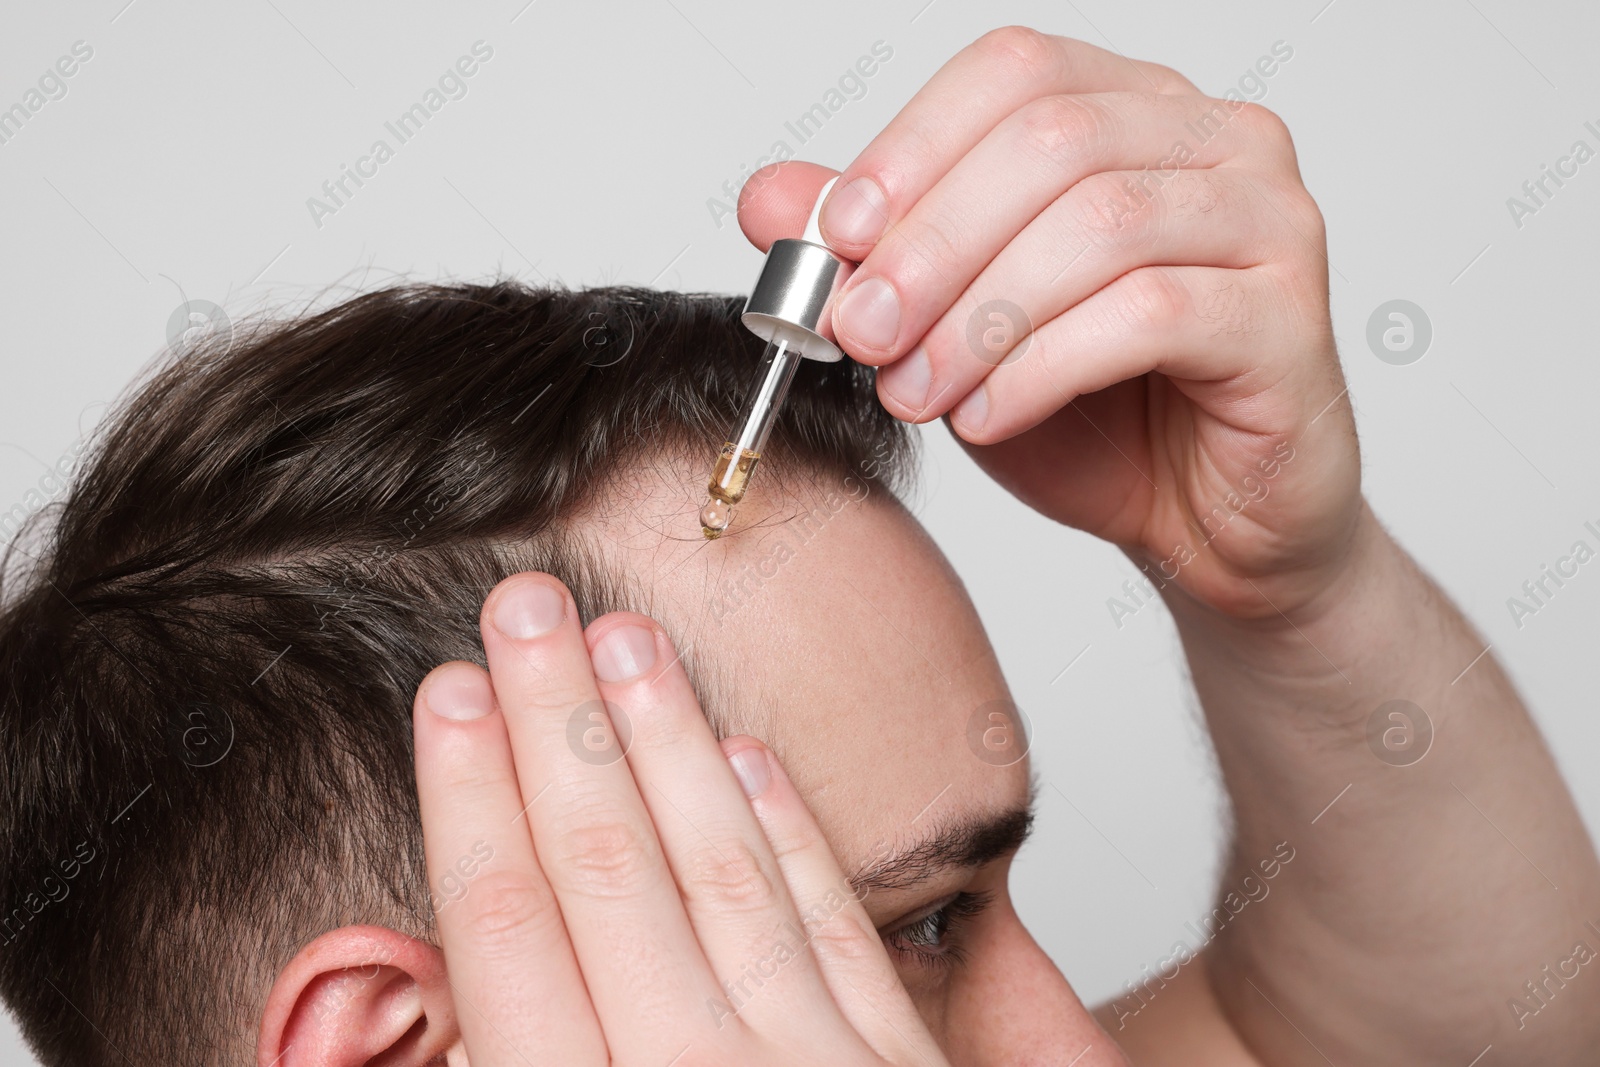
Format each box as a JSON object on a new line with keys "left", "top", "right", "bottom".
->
{"left": 738, "top": 176, "right": 855, "bottom": 362}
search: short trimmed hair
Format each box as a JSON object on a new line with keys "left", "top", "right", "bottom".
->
{"left": 0, "top": 280, "right": 914, "bottom": 1066}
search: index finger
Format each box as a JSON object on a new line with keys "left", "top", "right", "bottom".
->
{"left": 816, "top": 28, "right": 1198, "bottom": 257}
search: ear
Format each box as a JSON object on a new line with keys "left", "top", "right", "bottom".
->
{"left": 257, "top": 925, "right": 459, "bottom": 1067}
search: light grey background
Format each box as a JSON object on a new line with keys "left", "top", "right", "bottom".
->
{"left": 2, "top": 0, "right": 1596, "bottom": 1062}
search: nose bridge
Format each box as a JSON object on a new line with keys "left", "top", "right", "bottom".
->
{"left": 945, "top": 911, "right": 1132, "bottom": 1067}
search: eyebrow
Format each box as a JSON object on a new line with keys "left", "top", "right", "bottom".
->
{"left": 848, "top": 792, "right": 1038, "bottom": 896}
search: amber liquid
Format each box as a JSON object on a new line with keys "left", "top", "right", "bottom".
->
{"left": 707, "top": 443, "right": 760, "bottom": 505}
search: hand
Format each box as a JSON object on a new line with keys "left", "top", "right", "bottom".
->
{"left": 738, "top": 28, "right": 1363, "bottom": 622}
{"left": 411, "top": 571, "right": 950, "bottom": 1066}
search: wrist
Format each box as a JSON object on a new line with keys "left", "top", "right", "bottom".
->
{"left": 1152, "top": 502, "right": 1415, "bottom": 681}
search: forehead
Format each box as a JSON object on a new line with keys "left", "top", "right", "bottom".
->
{"left": 580, "top": 448, "right": 1029, "bottom": 866}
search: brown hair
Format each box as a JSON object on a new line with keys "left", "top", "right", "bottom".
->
{"left": 0, "top": 279, "right": 914, "bottom": 1066}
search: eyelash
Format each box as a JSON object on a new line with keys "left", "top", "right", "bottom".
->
{"left": 881, "top": 890, "right": 994, "bottom": 971}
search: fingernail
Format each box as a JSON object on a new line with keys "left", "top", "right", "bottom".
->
{"left": 591, "top": 624, "right": 658, "bottom": 682}
{"left": 823, "top": 176, "right": 888, "bottom": 247}
{"left": 426, "top": 672, "right": 491, "bottom": 721}
{"left": 492, "top": 579, "right": 566, "bottom": 640}
{"left": 837, "top": 277, "right": 901, "bottom": 352}
{"left": 880, "top": 344, "right": 931, "bottom": 413}
{"left": 953, "top": 384, "right": 989, "bottom": 434}
{"left": 728, "top": 747, "right": 771, "bottom": 799}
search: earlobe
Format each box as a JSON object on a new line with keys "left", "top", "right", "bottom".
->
{"left": 257, "top": 925, "right": 459, "bottom": 1067}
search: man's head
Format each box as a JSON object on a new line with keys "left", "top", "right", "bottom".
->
{"left": 0, "top": 280, "right": 1106, "bottom": 1065}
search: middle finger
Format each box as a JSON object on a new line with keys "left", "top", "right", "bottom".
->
{"left": 583, "top": 611, "right": 848, "bottom": 1037}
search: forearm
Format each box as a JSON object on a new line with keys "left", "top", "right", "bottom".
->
{"left": 1158, "top": 500, "right": 1600, "bottom": 1064}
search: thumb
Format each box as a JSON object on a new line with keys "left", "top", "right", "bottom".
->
{"left": 736, "top": 160, "right": 840, "bottom": 253}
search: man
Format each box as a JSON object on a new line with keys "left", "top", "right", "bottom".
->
{"left": 2, "top": 26, "right": 1597, "bottom": 1067}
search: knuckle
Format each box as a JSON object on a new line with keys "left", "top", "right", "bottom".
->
{"left": 455, "top": 870, "right": 560, "bottom": 947}
{"left": 1286, "top": 188, "right": 1327, "bottom": 242}
{"left": 1071, "top": 171, "right": 1157, "bottom": 246}
{"left": 860, "top": 122, "right": 942, "bottom": 208}
{"left": 977, "top": 26, "right": 1059, "bottom": 80}
{"left": 1144, "top": 61, "right": 1197, "bottom": 94}
{"left": 520, "top": 685, "right": 588, "bottom": 719}
{"left": 628, "top": 704, "right": 697, "bottom": 752}
{"left": 802, "top": 909, "right": 881, "bottom": 965}
{"left": 681, "top": 839, "right": 779, "bottom": 914}
{"left": 1251, "top": 175, "right": 1324, "bottom": 251}
{"left": 1236, "top": 101, "right": 1292, "bottom": 144}
{"left": 753, "top": 800, "right": 823, "bottom": 867}
{"left": 548, "top": 815, "right": 659, "bottom": 899}
{"left": 1123, "top": 267, "right": 1193, "bottom": 331}
{"left": 1018, "top": 94, "right": 1109, "bottom": 164}
{"left": 889, "top": 199, "right": 965, "bottom": 276}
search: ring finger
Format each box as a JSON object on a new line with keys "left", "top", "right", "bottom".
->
{"left": 583, "top": 612, "right": 853, "bottom": 1042}
{"left": 414, "top": 662, "right": 606, "bottom": 1066}
{"left": 949, "top": 263, "right": 1297, "bottom": 443}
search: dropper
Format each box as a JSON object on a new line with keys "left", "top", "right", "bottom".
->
{"left": 700, "top": 177, "right": 857, "bottom": 538}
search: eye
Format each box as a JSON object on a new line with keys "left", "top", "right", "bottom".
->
{"left": 881, "top": 890, "right": 993, "bottom": 970}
